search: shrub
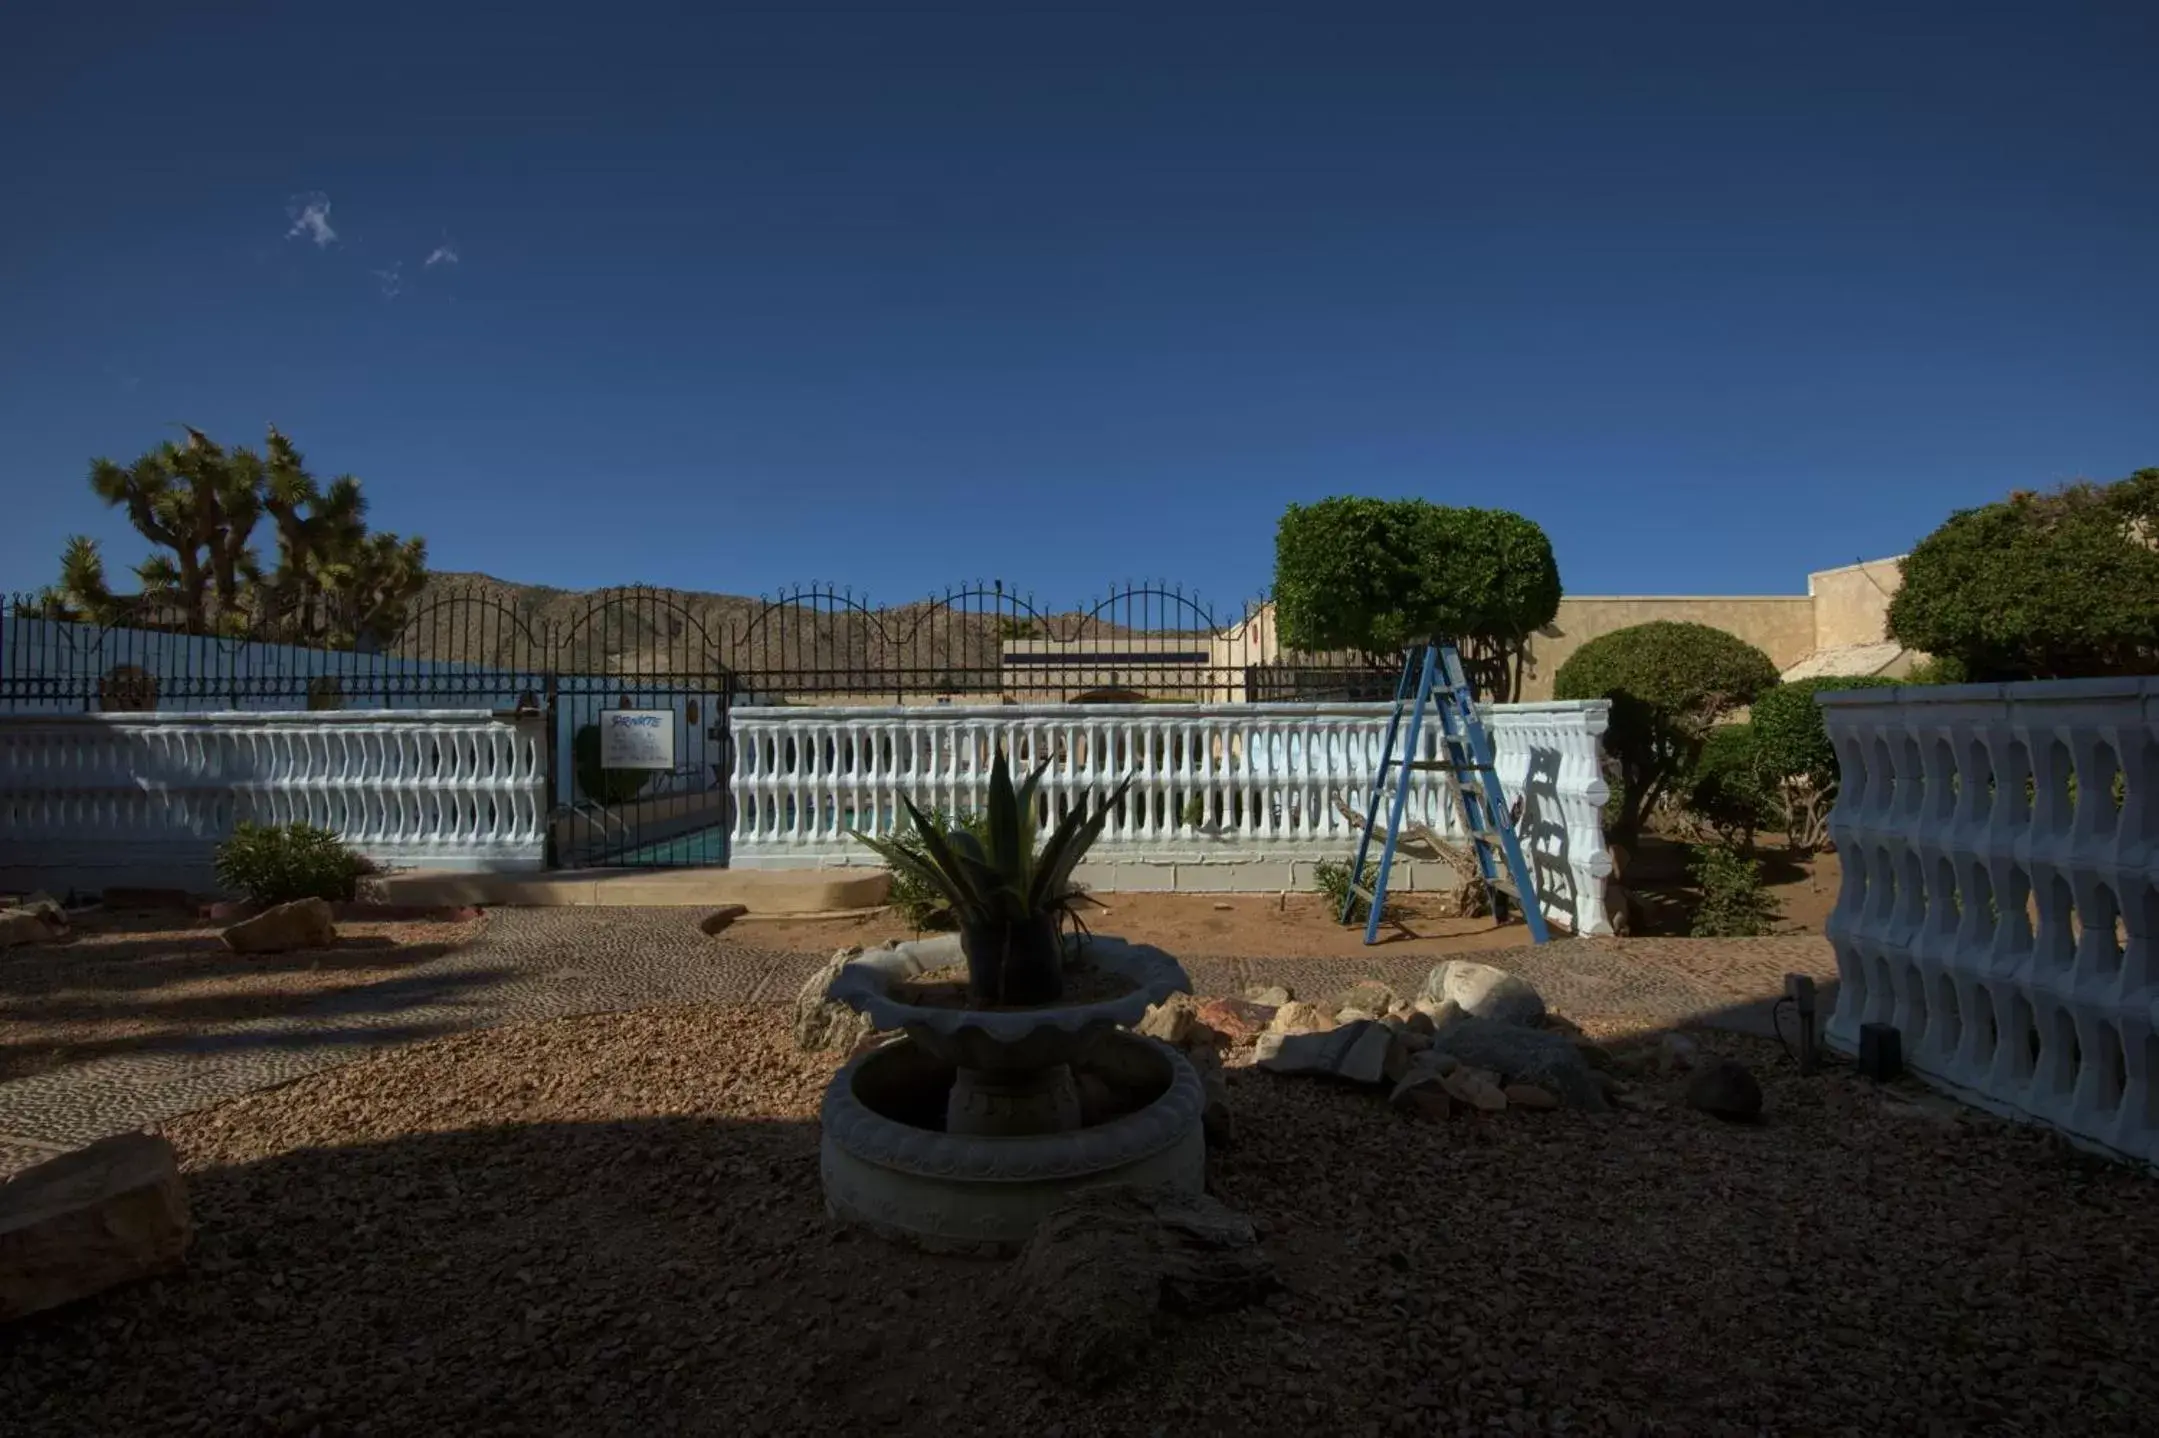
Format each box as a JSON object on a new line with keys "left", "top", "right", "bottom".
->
{"left": 1312, "top": 857, "right": 1393, "bottom": 925}
{"left": 1273, "top": 497, "right": 1561, "bottom": 700}
{"left": 1552, "top": 621, "right": 1779, "bottom": 845}
{"left": 214, "top": 822, "right": 374, "bottom": 906}
{"left": 1683, "top": 723, "right": 1780, "bottom": 849}
{"left": 1748, "top": 675, "right": 1901, "bottom": 850}
{"left": 1180, "top": 794, "right": 1209, "bottom": 830}
{"left": 881, "top": 807, "right": 995, "bottom": 931}
{"left": 571, "top": 722, "right": 657, "bottom": 806}
{"left": 1687, "top": 840, "right": 1779, "bottom": 938}
{"left": 1900, "top": 654, "right": 1967, "bottom": 686}
{"left": 1888, "top": 469, "right": 2159, "bottom": 680}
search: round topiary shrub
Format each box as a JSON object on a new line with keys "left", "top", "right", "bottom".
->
{"left": 1553, "top": 621, "right": 1779, "bottom": 845}
{"left": 1748, "top": 675, "right": 1901, "bottom": 850}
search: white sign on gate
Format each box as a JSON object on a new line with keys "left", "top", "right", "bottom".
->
{"left": 599, "top": 709, "right": 675, "bottom": 770}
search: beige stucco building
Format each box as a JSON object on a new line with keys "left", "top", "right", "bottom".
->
{"left": 983, "top": 555, "right": 1919, "bottom": 703}
{"left": 1512, "top": 556, "right": 1917, "bottom": 700}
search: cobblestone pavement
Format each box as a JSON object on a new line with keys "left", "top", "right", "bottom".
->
{"left": 0, "top": 907, "right": 1835, "bottom": 1168}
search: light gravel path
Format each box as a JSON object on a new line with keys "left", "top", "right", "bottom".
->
{"left": 0, "top": 907, "right": 1835, "bottom": 1162}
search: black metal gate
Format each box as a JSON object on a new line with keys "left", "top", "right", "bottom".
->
{"left": 3, "top": 578, "right": 1393, "bottom": 871}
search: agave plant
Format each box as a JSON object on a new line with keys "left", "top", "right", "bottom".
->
{"left": 853, "top": 749, "right": 1130, "bottom": 1006}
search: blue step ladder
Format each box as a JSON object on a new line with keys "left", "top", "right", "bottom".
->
{"left": 1339, "top": 643, "right": 1551, "bottom": 947}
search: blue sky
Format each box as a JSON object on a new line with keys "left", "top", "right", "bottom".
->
{"left": 4, "top": 1, "right": 2154, "bottom": 615}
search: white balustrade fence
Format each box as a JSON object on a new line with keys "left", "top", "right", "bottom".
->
{"left": 730, "top": 700, "right": 1614, "bottom": 933}
{"left": 0, "top": 710, "right": 548, "bottom": 893}
{"left": 1821, "top": 678, "right": 2159, "bottom": 1165}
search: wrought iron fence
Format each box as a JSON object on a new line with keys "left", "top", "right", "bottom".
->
{"left": 1, "top": 581, "right": 1393, "bottom": 711}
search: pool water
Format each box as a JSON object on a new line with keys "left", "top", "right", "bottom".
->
{"left": 610, "top": 824, "right": 730, "bottom": 867}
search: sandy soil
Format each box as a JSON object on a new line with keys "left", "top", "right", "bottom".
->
{"left": 0, "top": 906, "right": 487, "bottom": 1083}
{"left": 1617, "top": 837, "right": 1841, "bottom": 937}
{"left": 737, "top": 891, "right": 1550, "bottom": 960}
{"left": 6, "top": 1005, "right": 2154, "bottom": 1436}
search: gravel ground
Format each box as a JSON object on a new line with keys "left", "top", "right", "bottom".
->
{"left": 7, "top": 1003, "right": 2156, "bottom": 1437}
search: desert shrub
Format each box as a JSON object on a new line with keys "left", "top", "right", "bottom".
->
{"left": 1687, "top": 840, "right": 1779, "bottom": 938}
{"left": 572, "top": 722, "right": 657, "bottom": 806}
{"left": 1888, "top": 469, "right": 2159, "bottom": 680}
{"left": 1749, "top": 676, "right": 1901, "bottom": 850}
{"left": 214, "top": 822, "right": 374, "bottom": 906}
{"left": 1683, "top": 723, "right": 1781, "bottom": 849}
{"left": 1312, "top": 857, "right": 1394, "bottom": 925}
{"left": 1273, "top": 497, "right": 1561, "bottom": 701}
{"left": 882, "top": 807, "right": 995, "bottom": 931}
{"left": 1553, "top": 622, "right": 1779, "bottom": 846}
{"left": 1900, "top": 654, "right": 1968, "bottom": 686}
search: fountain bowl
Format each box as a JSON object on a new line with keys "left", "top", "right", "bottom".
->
{"left": 819, "top": 1028, "right": 1206, "bottom": 1255}
{"left": 824, "top": 932, "right": 1191, "bottom": 1073}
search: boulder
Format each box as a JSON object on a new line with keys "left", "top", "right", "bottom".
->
{"left": 1243, "top": 984, "right": 1294, "bottom": 1007}
{"left": 1257, "top": 1020, "right": 1404, "bottom": 1087}
{"left": 1332, "top": 979, "right": 1400, "bottom": 1017}
{"left": 792, "top": 951, "right": 878, "bottom": 1053}
{"left": 1420, "top": 960, "right": 1547, "bottom": 1028}
{"left": 1001, "top": 1186, "right": 1276, "bottom": 1390}
{"left": 1411, "top": 996, "right": 1471, "bottom": 1035}
{"left": 1136, "top": 994, "right": 1204, "bottom": 1047}
{"left": 1388, "top": 1072, "right": 1453, "bottom": 1122}
{"left": 0, "top": 909, "right": 63, "bottom": 950}
{"left": 1, "top": 1133, "right": 192, "bottom": 1321}
{"left": 1504, "top": 1083, "right": 1560, "bottom": 1111}
{"left": 1267, "top": 1001, "right": 1335, "bottom": 1036}
{"left": 1422, "top": 1015, "right": 1607, "bottom": 1111}
{"left": 1686, "top": 1059, "right": 1764, "bottom": 1122}
{"left": 220, "top": 898, "right": 336, "bottom": 956}
{"left": 1443, "top": 1070, "right": 1509, "bottom": 1112}
{"left": 697, "top": 904, "right": 750, "bottom": 936}
{"left": 1195, "top": 998, "right": 1275, "bottom": 1046}
{"left": 1658, "top": 1033, "right": 1702, "bottom": 1074}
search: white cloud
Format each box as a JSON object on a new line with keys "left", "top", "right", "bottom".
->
{"left": 424, "top": 243, "right": 460, "bottom": 268}
{"left": 286, "top": 192, "right": 338, "bottom": 248}
{"left": 372, "top": 262, "right": 403, "bottom": 299}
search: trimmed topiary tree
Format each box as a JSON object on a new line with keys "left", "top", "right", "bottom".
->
{"left": 1684, "top": 722, "right": 1781, "bottom": 851}
{"left": 1552, "top": 621, "right": 1779, "bottom": 845}
{"left": 1888, "top": 469, "right": 2159, "bottom": 680}
{"left": 1272, "top": 496, "right": 1561, "bottom": 700}
{"left": 1748, "top": 675, "right": 1901, "bottom": 851}
{"left": 572, "top": 722, "right": 657, "bottom": 807}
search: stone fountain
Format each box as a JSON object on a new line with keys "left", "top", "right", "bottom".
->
{"left": 818, "top": 931, "right": 1207, "bottom": 1254}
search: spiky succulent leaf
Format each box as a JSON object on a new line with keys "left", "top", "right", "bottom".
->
{"left": 985, "top": 750, "right": 1022, "bottom": 878}
{"left": 851, "top": 830, "right": 971, "bottom": 912}
{"left": 1031, "top": 777, "right": 1132, "bottom": 910}
{"left": 895, "top": 798, "right": 989, "bottom": 914}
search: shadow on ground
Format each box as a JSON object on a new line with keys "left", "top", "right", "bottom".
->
{"left": 0, "top": 950, "right": 503, "bottom": 1084}
{"left": 6, "top": 1003, "right": 2157, "bottom": 1438}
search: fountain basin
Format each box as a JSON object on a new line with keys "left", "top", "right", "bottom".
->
{"left": 825, "top": 932, "right": 1191, "bottom": 1073}
{"left": 819, "top": 1029, "right": 1206, "bottom": 1255}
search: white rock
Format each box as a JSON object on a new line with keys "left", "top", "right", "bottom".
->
{"left": 1419, "top": 960, "right": 1547, "bottom": 1028}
